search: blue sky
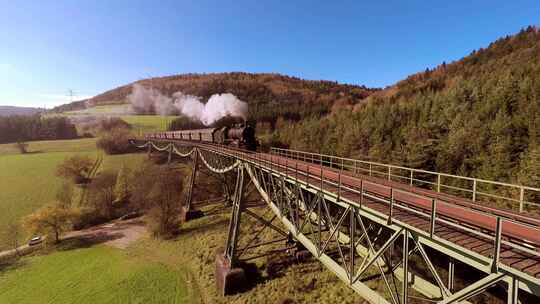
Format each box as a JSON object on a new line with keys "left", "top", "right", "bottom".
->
{"left": 1, "top": 1, "right": 539, "bottom": 108}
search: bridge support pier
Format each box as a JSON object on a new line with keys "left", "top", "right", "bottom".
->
{"left": 216, "top": 165, "right": 248, "bottom": 295}
{"left": 167, "top": 144, "right": 173, "bottom": 164}
{"left": 293, "top": 242, "right": 311, "bottom": 263}
{"left": 215, "top": 253, "right": 246, "bottom": 296}
{"left": 181, "top": 150, "right": 204, "bottom": 222}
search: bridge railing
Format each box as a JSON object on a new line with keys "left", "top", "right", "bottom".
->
{"left": 253, "top": 148, "right": 540, "bottom": 258}
{"left": 270, "top": 147, "right": 540, "bottom": 213}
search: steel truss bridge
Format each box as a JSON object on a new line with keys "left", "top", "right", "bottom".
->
{"left": 131, "top": 138, "right": 540, "bottom": 304}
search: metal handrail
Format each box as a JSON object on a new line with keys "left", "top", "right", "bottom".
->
{"left": 249, "top": 149, "right": 540, "bottom": 261}
{"left": 271, "top": 147, "right": 540, "bottom": 213}
{"left": 140, "top": 137, "right": 540, "bottom": 276}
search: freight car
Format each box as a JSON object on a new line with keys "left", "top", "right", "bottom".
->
{"left": 145, "top": 124, "right": 257, "bottom": 151}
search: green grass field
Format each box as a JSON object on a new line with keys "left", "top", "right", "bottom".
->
{"left": 0, "top": 246, "right": 191, "bottom": 304}
{"left": 0, "top": 138, "right": 97, "bottom": 155}
{"left": 0, "top": 134, "right": 193, "bottom": 304}
{"left": 0, "top": 138, "right": 146, "bottom": 250}
{"left": 121, "top": 115, "right": 177, "bottom": 133}
{"left": 64, "top": 104, "right": 131, "bottom": 115}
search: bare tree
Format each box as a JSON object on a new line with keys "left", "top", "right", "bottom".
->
{"left": 3, "top": 219, "right": 22, "bottom": 256}
{"left": 86, "top": 170, "right": 117, "bottom": 219}
{"left": 56, "top": 182, "right": 74, "bottom": 209}
{"left": 130, "top": 164, "right": 184, "bottom": 238}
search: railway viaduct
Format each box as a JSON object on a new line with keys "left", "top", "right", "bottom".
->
{"left": 131, "top": 138, "right": 540, "bottom": 304}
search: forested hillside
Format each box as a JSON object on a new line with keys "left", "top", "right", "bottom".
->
{"left": 83, "top": 72, "right": 376, "bottom": 125}
{"left": 277, "top": 26, "right": 540, "bottom": 188}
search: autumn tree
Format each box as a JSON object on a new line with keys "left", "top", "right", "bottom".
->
{"left": 56, "top": 155, "right": 94, "bottom": 184}
{"left": 23, "top": 204, "right": 79, "bottom": 244}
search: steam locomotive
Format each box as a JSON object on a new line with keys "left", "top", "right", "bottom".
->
{"left": 145, "top": 124, "right": 257, "bottom": 151}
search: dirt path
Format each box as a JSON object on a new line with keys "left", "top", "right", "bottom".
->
{"left": 65, "top": 217, "right": 147, "bottom": 249}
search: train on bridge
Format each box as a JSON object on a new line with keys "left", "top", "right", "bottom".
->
{"left": 145, "top": 123, "right": 257, "bottom": 151}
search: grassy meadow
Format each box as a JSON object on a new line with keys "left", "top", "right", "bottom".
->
{"left": 124, "top": 203, "right": 367, "bottom": 304}
{"left": 121, "top": 115, "right": 176, "bottom": 133}
{"left": 0, "top": 245, "right": 193, "bottom": 304}
{"left": 0, "top": 138, "right": 146, "bottom": 250}
{"left": 0, "top": 105, "right": 169, "bottom": 250}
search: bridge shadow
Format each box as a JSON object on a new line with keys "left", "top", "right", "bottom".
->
{"left": 201, "top": 205, "right": 230, "bottom": 217}
{"left": 179, "top": 217, "right": 230, "bottom": 235}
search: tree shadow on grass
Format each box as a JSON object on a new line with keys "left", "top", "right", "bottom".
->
{"left": 0, "top": 256, "right": 29, "bottom": 273}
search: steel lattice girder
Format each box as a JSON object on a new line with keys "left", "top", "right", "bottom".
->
{"left": 242, "top": 162, "right": 530, "bottom": 304}
{"left": 257, "top": 162, "right": 539, "bottom": 295}
{"left": 132, "top": 141, "right": 533, "bottom": 303}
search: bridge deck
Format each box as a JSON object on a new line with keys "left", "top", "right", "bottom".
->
{"left": 249, "top": 152, "right": 540, "bottom": 279}
{"left": 137, "top": 138, "right": 540, "bottom": 300}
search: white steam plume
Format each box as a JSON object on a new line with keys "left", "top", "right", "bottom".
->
{"left": 128, "top": 84, "right": 248, "bottom": 126}
{"left": 201, "top": 93, "right": 248, "bottom": 125}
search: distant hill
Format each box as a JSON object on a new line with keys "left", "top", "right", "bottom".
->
{"left": 83, "top": 72, "right": 378, "bottom": 124}
{"left": 0, "top": 106, "right": 42, "bottom": 116}
{"left": 50, "top": 100, "right": 88, "bottom": 113}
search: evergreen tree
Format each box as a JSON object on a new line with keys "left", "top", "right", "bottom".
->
{"left": 114, "top": 165, "right": 131, "bottom": 204}
{"left": 518, "top": 145, "right": 540, "bottom": 188}
{"left": 518, "top": 144, "right": 540, "bottom": 205}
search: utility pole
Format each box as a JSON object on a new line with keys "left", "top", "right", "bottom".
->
{"left": 67, "top": 89, "right": 77, "bottom": 103}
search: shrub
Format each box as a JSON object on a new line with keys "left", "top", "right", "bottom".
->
{"left": 13, "top": 141, "right": 28, "bottom": 154}
{"left": 86, "top": 170, "right": 117, "bottom": 220}
{"left": 56, "top": 155, "right": 94, "bottom": 184}
{"left": 96, "top": 127, "right": 133, "bottom": 154}
{"left": 72, "top": 207, "right": 109, "bottom": 230}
